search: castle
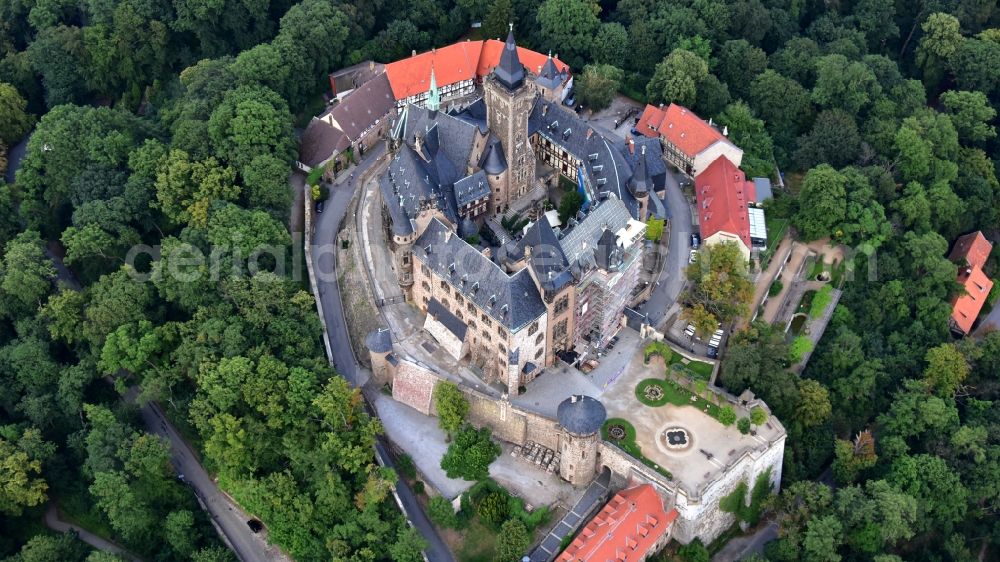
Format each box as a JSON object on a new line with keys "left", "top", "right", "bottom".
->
{"left": 377, "top": 30, "right": 670, "bottom": 394}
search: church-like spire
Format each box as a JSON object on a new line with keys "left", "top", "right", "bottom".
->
{"left": 427, "top": 63, "right": 440, "bottom": 111}
{"left": 494, "top": 25, "right": 526, "bottom": 91}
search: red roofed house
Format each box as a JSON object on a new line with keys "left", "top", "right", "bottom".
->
{"left": 694, "top": 155, "right": 761, "bottom": 262}
{"left": 558, "top": 484, "right": 677, "bottom": 562}
{"left": 382, "top": 39, "right": 570, "bottom": 110}
{"left": 948, "top": 231, "right": 994, "bottom": 335}
{"left": 635, "top": 103, "right": 743, "bottom": 176}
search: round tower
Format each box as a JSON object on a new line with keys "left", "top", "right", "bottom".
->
{"left": 365, "top": 327, "right": 394, "bottom": 383}
{"left": 557, "top": 395, "right": 606, "bottom": 486}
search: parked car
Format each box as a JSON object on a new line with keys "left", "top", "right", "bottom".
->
{"left": 707, "top": 346, "right": 719, "bottom": 358}
{"left": 689, "top": 249, "right": 699, "bottom": 264}
{"left": 691, "top": 233, "right": 700, "bottom": 248}
{"left": 684, "top": 324, "right": 696, "bottom": 337}
{"left": 315, "top": 200, "right": 325, "bottom": 213}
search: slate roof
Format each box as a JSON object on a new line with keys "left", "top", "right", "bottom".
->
{"left": 365, "top": 327, "right": 393, "bottom": 353}
{"left": 321, "top": 73, "right": 395, "bottom": 141}
{"left": 380, "top": 107, "right": 482, "bottom": 235}
{"left": 480, "top": 136, "right": 507, "bottom": 174}
{"left": 454, "top": 170, "right": 491, "bottom": 207}
{"left": 517, "top": 217, "right": 573, "bottom": 292}
{"left": 415, "top": 218, "right": 546, "bottom": 331}
{"left": 492, "top": 30, "right": 526, "bottom": 91}
{"left": 557, "top": 395, "right": 607, "bottom": 435}
{"left": 529, "top": 100, "right": 639, "bottom": 217}
{"left": 427, "top": 297, "right": 468, "bottom": 341}
{"left": 299, "top": 119, "right": 350, "bottom": 168}
{"left": 752, "top": 177, "right": 773, "bottom": 202}
{"left": 559, "top": 197, "right": 633, "bottom": 271}
{"left": 535, "top": 54, "right": 566, "bottom": 90}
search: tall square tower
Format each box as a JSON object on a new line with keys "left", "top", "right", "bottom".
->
{"left": 484, "top": 29, "right": 536, "bottom": 215}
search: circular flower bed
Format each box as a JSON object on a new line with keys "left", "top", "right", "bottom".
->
{"left": 635, "top": 379, "right": 670, "bottom": 407}
{"left": 607, "top": 424, "right": 627, "bottom": 440}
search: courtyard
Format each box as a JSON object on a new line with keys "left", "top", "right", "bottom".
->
{"left": 599, "top": 346, "right": 784, "bottom": 499}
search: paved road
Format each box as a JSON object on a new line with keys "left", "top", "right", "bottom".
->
{"left": 308, "top": 144, "right": 456, "bottom": 562}
{"left": 43, "top": 503, "right": 140, "bottom": 561}
{"left": 5, "top": 133, "right": 30, "bottom": 184}
{"left": 639, "top": 170, "right": 693, "bottom": 327}
{"left": 129, "top": 390, "right": 286, "bottom": 562}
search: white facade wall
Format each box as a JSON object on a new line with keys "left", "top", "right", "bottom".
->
{"left": 692, "top": 141, "right": 744, "bottom": 177}
{"left": 704, "top": 231, "right": 751, "bottom": 263}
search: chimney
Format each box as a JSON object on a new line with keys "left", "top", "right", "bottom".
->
{"left": 412, "top": 50, "right": 417, "bottom": 57}
{"left": 445, "top": 230, "right": 452, "bottom": 242}
{"left": 542, "top": 104, "right": 548, "bottom": 116}
{"left": 723, "top": 125, "right": 729, "bottom": 136}
{"left": 571, "top": 395, "right": 578, "bottom": 403}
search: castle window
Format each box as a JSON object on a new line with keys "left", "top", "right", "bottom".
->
{"left": 554, "top": 295, "right": 569, "bottom": 315}
{"left": 554, "top": 319, "right": 568, "bottom": 339}
{"left": 439, "top": 280, "right": 448, "bottom": 291}
{"left": 481, "top": 330, "right": 491, "bottom": 341}
{"left": 535, "top": 333, "right": 544, "bottom": 346}
{"left": 468, "top": 303, "right": 476, "bottom": 315}
{"left": 421, "top": 265, "right": 430, "bottom": 276}
{"left": 402, "top": 254, "right": 410, "bottom": 265}
{"left": 535, "top": 348, "right": 543, "bottom": 359}
{"left": 528, "top": 321, "right": 539, "bottom": 336}
{"left": 421, "top": 281, "right": 430, "bottom": 292}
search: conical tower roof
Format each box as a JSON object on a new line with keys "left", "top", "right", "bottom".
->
{"left": 481, "top": 138, "right": 507, "bottom": 175}
{"left": 494, "top": 27, "right": 526, "bottom": 91}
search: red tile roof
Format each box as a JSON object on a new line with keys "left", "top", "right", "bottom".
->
{"left": 949, "top": 231, "right": 994, "bottom": 335}
{"left": 382, "top": 39, "right": 569, "bottom": 101}
{"left": 949, "top": 231, "right": 992, "bottom": 270}
{"left": 557, "top": 484, "right": 675, "bottom": 562}
{"left": 635, "top": 103, "right": 729, "bottom": 157}
{"left": 952, "top": 266, "right": 993, "bottom": 335}
{"left": 478, "top": 39, "right": 569, "bottom": 79}
{"left": 384, "top": 41, "right": 484, "bottom": 100}
{"left": 695, "top": 156, "right": 753, "bottom": 248}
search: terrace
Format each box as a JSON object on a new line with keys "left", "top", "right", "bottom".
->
{"left": 599, "top": 344, "right": 784, "bottom": 498}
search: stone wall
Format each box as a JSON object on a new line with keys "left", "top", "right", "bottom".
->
{"left": 391, "top": 360, "right": 439, "bottom": 416}
{"left": 461, "top": 387, "right": 563, "bottom": 451}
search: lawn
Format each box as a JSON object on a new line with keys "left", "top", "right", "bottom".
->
{"left": 764, "top": 217, "right": 788, "bottom": 255}
{"left": 634, "top": 378, "right": 725, "bottom": 423}
{"left": 601, "top": 418, "right": 673, "bottom": 480}
{"left": 455, "top": 518, "right": 498, "bottom": 562}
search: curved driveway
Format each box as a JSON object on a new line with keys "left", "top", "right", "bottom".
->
{"left": 639, "top": 170, "right": 692, "bottom": 327}
{"left": 309, "top": 144, "right": 456, "bottom": 562}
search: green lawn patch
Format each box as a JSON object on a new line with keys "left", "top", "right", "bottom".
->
{"left": 456, "top": 518, "right": 498, "bottom": 562}
{"left": 685, "top": 360, "right": 714, "bottom": 381}
{"left": 636, "top": 379, "right": 670, "bottom": 406}
{"left": 764, "top": 217, "right": 788, "bottom": 255}
{"left": 601, "top": 418, "right": 672, "bottom": 480}
{"left": 809, "top": 285, "right": 834, "bottom": 319}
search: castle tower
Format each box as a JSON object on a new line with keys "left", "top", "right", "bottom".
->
{"left": 365, "top": 327, "right": 394, "bottom": 384}
{"left": 557, "top": 395, "right": 606, "bottom": 486}
{"left": 483, "top": 27, "right": 536, "bottom": 215}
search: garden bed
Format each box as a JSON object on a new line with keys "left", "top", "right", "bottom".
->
{"left": 600, "top": 418, "right": 673, "bottom": 480}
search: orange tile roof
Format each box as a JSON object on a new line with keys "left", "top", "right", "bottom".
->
{"left": 951, "top": 266, "right": 993, "bottom": 335}
{"left": 949, "top": 231, "right": 992, "bottom": 270}
{"left": 949, "top": 231, "right": 994, "bottom": 334}
{"left": 383, "top": 41, "right": 484, "bottom": 100}
{"left": 558, "top": 484, "right": 675, "bottom": 562}
{"left": 695, "top": 156, "right": 753, "bottom": 248}
{"left": 635, "top": 103, "right": 729, "bottom": 157}
{"left": 382, "top": 39, "right": 569, "bottom": 101}
{"left": 478, "top": 39, "right": 569, "bottom": 78}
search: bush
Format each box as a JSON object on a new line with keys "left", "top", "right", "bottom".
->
{"left": 718, "top": 406, "right": 737, "bottom": 426}
{"left": 737, "top": 418, "right": 751, "bottom": 434}
{"left": 496, "top": 518, "right": 531, "bottom": 562}
{"left": 306, "top": 166, "right": 323, "bottom": 187}
{"left": 646, "top": 218, "right": 665, "bottom": 241}
{"left": 677, "top": 538, "right": 710, "bottom": 562}
{"left": 395, "top": 453, "right": 416, "bottom": 480}
{"left": 789, "top": 335, "right": 814, "bottom": 362}
{"left": 412, "top": 481, "right": 424, "bottom": 495}
{"left": 809, "top": 285, "right": 833, "bottom": 318}
{"left": 750, "top": 406, "right": 768, "bottom": 426}
{"left": 477, "top": 491, "right": 510, "bottom": 529}
{"left": 558, "top": 190, "right": 584, "bottom": 223}
{"left": 440, "top": 425, "right": 500, "bottom": 481}
{"left": 768, "top": 279, "right": 784, "bottom": 297}
{"left": 428, "top": 496, "right": 457, "bottom": 529}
